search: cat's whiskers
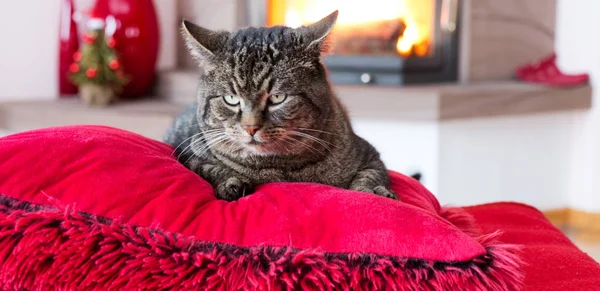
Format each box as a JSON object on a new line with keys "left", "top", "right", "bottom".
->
{"left": 202, "top": 128, "right": 227, "bottom": 133}
{"left": 289, "top": 131, "right": 342, "bottom": 166}
{"left": 288, "top": 131, "right": 343, "bottom": 167}
{"left": 183, "top": 134, "right": 229, "bottom": 165}
{"left": 218, "top": 139, "right": 238, "bottom": 157}
{"left": 274, "top": 137, "right": 293, "bottom": 155}
{"left": 295, "top": 128, "right": 339, "bottom": 136}
{"left": 279, "top": 136, "right": 301, "bottom": 155}
{"left": 176, "top": 130, "right": 223, "bottom": 160}
{"left": 291, "top": 129, "right": 336, "bottom": 144}
{"left": 290, "top": 131, "right": 335, "bottom": 151}
{"left": 178, "top": 130, "right": 225, "bottom": 161}
{"left": 283, "top": 135, "right": 325, "bottom": 156}
{"left": 171, "top": 133, "right": 202, "bottom": 157}
{"left": 171, "top": 127, "right": 224, "bottom": 156}
{"left": 177, "top": 142, "right": 197, "bottom": 161}
{"left": 191, "top": 134, "right": 228, "bottom": 156}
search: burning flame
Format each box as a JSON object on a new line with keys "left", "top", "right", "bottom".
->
{"left": 271, "top": 0, "right": 433, "bottom": 57}
{"left": 397, "top": 22, "right": 428, "bottom": 56}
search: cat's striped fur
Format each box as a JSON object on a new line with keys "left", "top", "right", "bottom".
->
{"left": 164, "top": 11, "right": 397, "bottom": 201}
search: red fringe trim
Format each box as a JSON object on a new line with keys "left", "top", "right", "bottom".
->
{"left": 0, "top": 196, "right": 523, "bottom": 290}
{"left": 439, "top": 206, "right": 482, "bottom": 238}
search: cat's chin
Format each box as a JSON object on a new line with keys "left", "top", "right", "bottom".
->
{"left": 239, "top": 142, "right": 287, "bottom": 157}
{"left": 247, "top": 140, "right": 263, "bottom": 146}
{"left": 242, "top": 144, "right": 276, "bottom": 156}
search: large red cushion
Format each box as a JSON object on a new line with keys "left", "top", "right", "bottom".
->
{"left": 467, "top": 203, "right": 600, "bottom": 290}
{"left": 0, "top": 125, "right": 523, "bottom": 290}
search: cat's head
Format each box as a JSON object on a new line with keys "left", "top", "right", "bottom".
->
{"left": 182, "top": 11, "right": 340, "bottom": 156}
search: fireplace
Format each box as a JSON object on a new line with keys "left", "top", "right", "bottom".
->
{"left": 242, "top": 0, "right": 461, "bottom": 85}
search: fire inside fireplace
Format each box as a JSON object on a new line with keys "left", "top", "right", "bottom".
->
{"left": 268, "top": 0, "right": 434, "bottom": 59}
{"left": 255, "top": 0, "right": 460, "bottom": 85}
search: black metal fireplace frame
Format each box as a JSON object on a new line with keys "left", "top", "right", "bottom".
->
{"left": 237, "top": 0, "right": 461, "bottom": 86}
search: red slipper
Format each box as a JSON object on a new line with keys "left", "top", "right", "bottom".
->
{"left": 515, "top": 53, "right": 589, "bottom": 87}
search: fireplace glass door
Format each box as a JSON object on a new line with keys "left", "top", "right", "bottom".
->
{"left": 244, "top": 0, "right": 460, "bottom": 85}
{"left": 268, "top": 0, "right": 436, "bottom": 59}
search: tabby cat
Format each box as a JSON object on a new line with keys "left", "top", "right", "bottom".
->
{"left": 164, "top": 11, "right": 397, "bottom": 201}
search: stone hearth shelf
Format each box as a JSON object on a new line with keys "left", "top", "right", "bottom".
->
{"left": 0, "top": 99, "right": 182, "bottom": 141}
{"left": 0, "top": 73, "right": 592, "bottom": 141}
{"left": 157, "top": 70, "right": 591, "bottom": 120}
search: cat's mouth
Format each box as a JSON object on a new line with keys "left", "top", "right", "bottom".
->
{"left": 247, "top": 140, "right": 263, "bottom": 146}
{"left": 242, "top": 139, "right": 276, "bottom": 155}
{"left": 243, "top": 137, "right": 284, "bottom": 154}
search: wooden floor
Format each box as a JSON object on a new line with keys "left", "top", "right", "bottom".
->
{"left": 570, "top": 236, "right": 600, "bottom": 262}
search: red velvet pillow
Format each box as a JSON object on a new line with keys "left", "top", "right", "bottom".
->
{"left": 0, "top": 125, "right": 523, "bottom": 290}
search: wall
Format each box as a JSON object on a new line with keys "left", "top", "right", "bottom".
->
{"left": 438, "top": 112, "right": 581, "bottom": 209}
{"left": 0, "top": 1, "right": 61, "bottom": 101}
{"left": 431, "top": 0, "right": 598, "bottom": 211}
{"left": 354, "top": 110, "right": 587, "bottom": 210}
{"left": 177, "top": 0, "right": 238, "bottom": 69}
{"left": 555, "top": 0, "right": 600, "bottom": 212}
{"left": 461, "top": 0, "right": 556, "bottom": 82}
{"left": 0, "top": 0, "right": 177, "bottom": 101}
{"left": 353, "top": 120, "right": 439, "bottom": 194}
{"left": 154, "top": 1, "right": 177, "bottom": 71}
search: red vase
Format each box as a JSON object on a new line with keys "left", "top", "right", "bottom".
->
{"left": 93, "top": 0, "right": 160, "bottom": 98}
{"left": 58, "top": 0, "right": 79, "bottom": 96}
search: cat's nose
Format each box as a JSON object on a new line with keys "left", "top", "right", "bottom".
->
{"left": 242, "top": 125, "right": 260, "bottom": 136}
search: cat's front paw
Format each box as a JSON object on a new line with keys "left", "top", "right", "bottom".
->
{"left": 373, "top": 185, "right": 398, "bottom": 200}
{"left": 215, "top": 177, "right": 254, "bottom": 201}
{"left": 350, "top": 184, "right": 399, "bottom": 200}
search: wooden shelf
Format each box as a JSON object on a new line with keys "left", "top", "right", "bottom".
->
{"left": 0, "top": 98, "right": 184, "bottom": 140}
{"left": 0, "top": 73, "right": 592, "bottom": 141}
{"left": 158, "top": 70, "right": 593, "bottom": 121}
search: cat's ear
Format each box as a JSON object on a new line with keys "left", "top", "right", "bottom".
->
{"left": 297, "top": 10, "right": 338, "bottom": 54}
{"left": 181, "top": 20, "right": 229, "bottom": 68}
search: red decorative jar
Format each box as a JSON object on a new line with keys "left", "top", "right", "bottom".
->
{"left": 93, "top": 0, "right": 160, "bottom": 98}
{"left": 58, "top": 0, "right": 79, "bottom": 96}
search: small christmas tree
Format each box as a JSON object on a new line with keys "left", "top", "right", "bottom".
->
{"left": 69, "top": 18, "right": 128, "bottom": 106}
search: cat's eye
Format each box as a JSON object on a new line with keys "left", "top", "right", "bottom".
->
{"left": 223, "top": 95, "right": 240, "bottom": 106}
{"left": 269, "top": 94, "right": 287, "bottom": 105}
